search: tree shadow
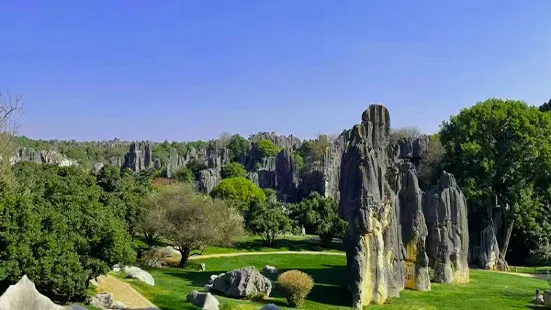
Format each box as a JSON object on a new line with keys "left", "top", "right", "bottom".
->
{"left": 165, "top": 264, "right": 351, "bottom": 308}
{"left": 230, "top": 236, "right": 345, "bottom": 252}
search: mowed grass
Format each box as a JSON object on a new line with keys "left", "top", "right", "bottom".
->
{"left": 120, "top": 253, "right": 547, "bottom": 310}
{"left": 133, "top": 234, "right": 345, "bottom": 255}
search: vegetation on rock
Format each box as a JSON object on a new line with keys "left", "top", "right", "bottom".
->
{"left": 210, "top": 177, "right": 266, "bottom": 209}
{"left": 220, "top": 162, "right": 247, "bottom": 179}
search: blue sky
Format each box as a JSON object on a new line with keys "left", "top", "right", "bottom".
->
{"left": 1, "top": 1, "right": 551, "bottom": 142}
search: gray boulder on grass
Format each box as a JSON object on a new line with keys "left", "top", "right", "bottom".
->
{"left": 211, "top": 266, "right": 272, "bottom": 298}
{"left": 186, "top": 290, "right": 219, "bottom": 310}
{"left": 260, "top": 304, "right": 280, "bottom": 310}
{"left": 89, "top": 292, "right": 114, "bottom": 309}
{"left": 124, "top": 266, "right": 155, "bottom": 286}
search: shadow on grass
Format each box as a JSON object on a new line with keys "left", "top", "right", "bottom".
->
{"left": 165, "top": 264, "right": 351, "bottom": 308}
{"left": 229, "top": 237, "right": 345, "bottom": 253}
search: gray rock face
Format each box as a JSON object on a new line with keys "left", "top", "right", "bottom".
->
{"left": 0, "top": 275, "right": 73, "bottom": 310}
{"left": 397, "top": 163, "right": 431, "bottom": 292}
{"left": 249, "top": 132, "right": 301, "bottom": 151}
{"left": 123, "top": 141, "right": 153, "bottom": 172}
{"left": 197, "top": 168, "right": 221, "bottom": 193}
{"left": 186, "top": 290, "right": 219, "bottom": 310}
{"left": 338, "top": 105, "right": 468, "bottom": 308}
{"left": 211, "top": 266, "right": 272, "bottom": 298}
{"left": 544, "top": 290, "right": 551, "bottom": 308}
{"left": 479, "top": 223, "right": 506, "bottom": 271}
{"left": 10, "top": 147, "right": 78, "bottom": 167}
{"left": 274, "top": 149, "right": 300, "bottom": 203}
{"left": 422, "top": 172, "right": 470, "bottom": 283}
{"left": 339, "top": 105, "right": 402, "bottom": 307}
{"left": 321, "top": 133, "right": 347, "bottom": 200}
{"left": 207, "top": 147, "right": 230, "bottom": 169}
{"left": 397, "top": 137, "right": 428, "bottom": 160}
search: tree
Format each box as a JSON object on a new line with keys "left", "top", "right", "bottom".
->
{"left": 540, "top": 99, "right": 551, "bottom": 112}
{"left": 245, "top": 199, "right": 293, "bottom": 246}
{"left": 210, "top": 177, "right": 266, "bottom": 210}
{"left": 416, "top": 134, "right": 444, "bottom": 189}
{"left": 227, "top": 134, "right": 249, "bottom": 162}
{"left": 217, "top": 131, "right": 232, "bottom": 148}
{"left": 289, "top": 192, "right": 347, "bottom": 246}
{"left": 389, "top": 126, "right": 422, "bottom": 144}
{"left": 221, "top": 162, "right": 247, "bottom": 179}
{"left": 0, "top": 91, "right": 23, "bottom": 184}
{"left": 172, "top": 166, "right": 193, "bottom": 183}
{"left": 439, "top": 98, "right": 551, "bottom": 264}
{"left": 256, "top": 139, "right": 282, "bottom": 158}
{"left": 140, "top": 184, "right": 244, "bottom": 267}
{"left": 0, "top": 162, "right": 135, "bottom": 301}
{"left": 97, "top": 165, "right": 153, "bottom": 238}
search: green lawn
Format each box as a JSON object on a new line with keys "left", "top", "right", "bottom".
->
{"left": 134, "top": 234, "right": 345, "bottom": 256}
{"left": 120, "top": 254, "right": 547, "bottom": 310}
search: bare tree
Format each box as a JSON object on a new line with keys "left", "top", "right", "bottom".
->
{"left": 216, "top": 131, "right": 232, "bottom": 148}
{"left": 0, "top": 91, "right": 24, "bottom": 182}
{"left": 389, "top": 126, "right": 422, "bottom": 144}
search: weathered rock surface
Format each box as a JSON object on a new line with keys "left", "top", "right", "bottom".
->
{"left": 124, "top": 266, "right": 155, "bottom": 286}
{"left": 338, "top": 105, "right": 467, "bottom": 308}
{"left": 10, "top": 147, "right": 78, "bottom": 167}
{"left": 423, "top": 172, "right": 470, "bottom": 283}
{"left": 0, "top": 275, "right": 83, "bottom": 310}
{"left": 89, "top": 292, "right": 114, "bottom": 309}
{"left": 211, "top": 266, "right": 272, "bottom": 298}
{"left": 124, "top": 141, "right": 153, "bottom": 172}
{"left": 186, "top": 290, "right": 219, "bottom": 310}
{"left": 197, "top": 168, "right": 221, "bottom": 193}
{"left": 260, "top": 304, "right": 280, "bottom": 310}
{"left": 397, "top": 163, "right": 431, "bottom": 292}
{"left": 249, "top": 132, "right": 301, "bottom": 151}
{"left": 339, "top": 104, "right": 403, "bottom": 308}
{"left": 479, "top": 223, "right": 506, "bottom": 271}
{"left": 544, "top": 290, "right": 551, "bottom": 308}
{"left": 274, "top": 149, "right": 300, "bottom": 203}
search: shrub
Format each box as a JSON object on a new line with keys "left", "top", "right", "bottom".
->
{"left": 172, "top": 166, "right": 193, "bottom": 183}
{"left": 278, "top": 270, "right": 314, "bottom": 307}
{"left": 210, "top": 177, "right": 266, "bottom": 209}
{"left": 256, "top": 139, "right": 281, "bottom": 158}
{"left": 221, "top": 162, "right": 247, "bottom": 179}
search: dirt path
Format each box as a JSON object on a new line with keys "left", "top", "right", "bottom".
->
{"left": 96, "top": 275, "right": 159, "bottom": 310}
{"left": 188, "top": 250, "right": 346, "bottom": 260}
{"left": 478, "top": 269, "right": 547, "bottom": 280}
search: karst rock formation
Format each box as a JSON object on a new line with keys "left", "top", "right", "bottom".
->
{"left": 338, "top": 104, "right": 469, "bottom": 308}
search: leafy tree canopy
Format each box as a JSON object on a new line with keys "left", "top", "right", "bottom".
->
{"left": 256, "top": 139, "right": 282, "bottom": 158}
{"left": 245, "top": 199, "right": 293, "bottom": 246}
{"left": 221, "top": 162, "right": 247, "bottom": 179}
{"left": 227, "top": 134, "right": 249, "bottom": 162}
{"left": 210, "top": 177, "right": 266, "bottom": 209}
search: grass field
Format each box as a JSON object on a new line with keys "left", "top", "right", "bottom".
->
{"left": 120, "top": 253, "right": 548, "bottom": 310}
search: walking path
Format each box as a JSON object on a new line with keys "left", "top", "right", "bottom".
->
{"left": 188, "top": 250, "right": 345, "bottom": 260}
{"left": 478, "top": 269, "right": 547, "bottom": 280}
{"left": 96, "top": 275, "right": 159, "bottom": 310}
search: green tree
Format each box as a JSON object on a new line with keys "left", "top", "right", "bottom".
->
{"left": 540, "top": 99, "right": 551, "bottom": 112}
{"left": 172, "top": 166, "right": 193, "bottom": 183}
{"left": 186, "top": 159, "right": 207, "bottom": 178}
{"left": 140, "top": 184, "right": 244, "bottom": 266}
{"left": 417, "top": 134, "right": 443, "bottom": 189}
{"left": 221, "top": 162, "right": 247, "bottom": 179}
{"left": 289, "top": 192, "right": 347, "bottom": 246}
{"left": 0, "top": 162, "right": 135, "bottom": 301}
{"left": 440, "top": 98, "right": 551, "bottom": 264}
{"left": 210, "top": 177, "right": 266, "bottom": 210}
{"left": 227, "top": 134, "right": 249, "bottom": 162}
{"left": 256, "top": 139, "right": 282, "bottom": 158}
{"left": 245, "top": 200, "right": 293, "bottom": 246}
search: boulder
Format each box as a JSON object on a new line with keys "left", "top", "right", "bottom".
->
{"left": 198, "top": 169, "right": 221, "bottom": 193}
{"left": 110, "top": 301, "right": 127, "bottom": 309}
{"left": 0, "top": 275, "right": 66, "bottom": 310}
{"left": 89, "top": 292, "right": 114, "bottom": 309}
{"left": 209, "top": 275, "right": 219, "bottom": 284}
{"left": 186, "top": 290, "right": 219, "bottom": 310}
{"left": 199, "top": 263, "right": 206, "bottom": 271}
{"left": 260, "top": 304, "right": 280, "bottom": 310}
{"left": 211, "top": 266, "right": 272, "bottom": 298}
{"left": 124, "top": 266, "right": 155, "bottom": 286}
{"left": 479, "top": 224, "right": 506, "bottom": 271}
{"left": 544, "top": 290, "right": 551, "bottom": 308}
{"left": 262, "top": 265, "right": 278, "bottom": 275}
{"left": 532, "top": 294, "right": 544, "bottom": 305}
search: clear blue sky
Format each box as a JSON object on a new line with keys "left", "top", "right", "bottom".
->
{"left": 1, "top": 1, "right": 551, "bottom": 142}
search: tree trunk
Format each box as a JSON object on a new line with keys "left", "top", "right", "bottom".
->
{"left": 178, "top": 247, "right": 191, "bottom": 268}
{"left": 500, "top": 218, "right": 515, "bottom": 260}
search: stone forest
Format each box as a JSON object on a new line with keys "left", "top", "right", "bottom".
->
{"left": 2, "top": 98, "right": 551, "bottom": 310}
